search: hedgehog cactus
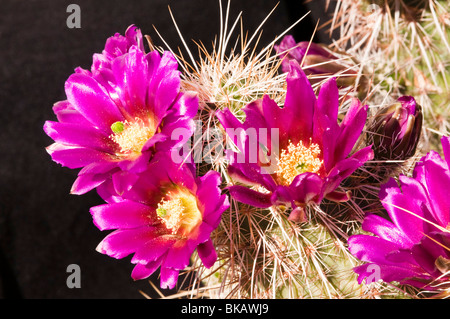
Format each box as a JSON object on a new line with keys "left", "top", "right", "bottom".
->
{"left": 42, "top": 0, "right": 449, "bottom": 300}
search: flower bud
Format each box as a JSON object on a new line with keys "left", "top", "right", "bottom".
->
{"left": 368, "top": 96, "right": 422, "bottom": 160}
{"left": 275, "top": 35, "right": 361, "bottom": 89}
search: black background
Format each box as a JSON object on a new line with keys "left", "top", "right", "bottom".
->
{"left": 0, "top": 0, "right": 333, "bottom": 299}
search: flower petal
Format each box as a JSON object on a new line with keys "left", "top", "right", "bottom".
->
{"left": 361, "top": 213, "right": 414, "bottom": 248}
{"left": 78, "top": 161, "right": 119, "bottom": 176}
{"left": 227, "top": 164, "right": 260, "bottom": 186}
{"left": 422, "top": 151, "right": 450, "bottom": 228}
{"left": 117, "top": 150, "right": 152, "bottom": 173}
{"left": 44, "top": 121, "right": 115, "bottom": 153}
{"left": 46, "top": 143, "right": 111, "bottom": 169}
{"left": 111, "top": 46, "right": 149, "bottom": 117}
{"left": 168, "top": 90, "right": 199, "bottom": 119}
{"left": 412, "top": 232, "right": 450, "bottom": 277}
{"left": 111, "top": 171, "right": 140, "bottom": 196}
{"left": 334, "top": 98, "right": 368, "bottom": 163}
{"left": 197, "top": 238, "right": 217, "bottom": 268}
{"left": 96, "top": 227, "right": 157, "bottom": 259}
{"left": 289, "top": 172, "right": 324, "bottom": 204}
{"left": 52, "top": 100, "right": 91, "bottom": 126}
{"left": 131, "top": 258, "right": 162, "bottom": 280}
{"left": 261, "top": 95, "right": 290, "bottom": 147}
{"left": 157, "top": 117, "right": 195, "bottom": 152}
{"left": 316, "top": 77, "right": 339, "bottom": 126}
{"left": 352, "top": 263, "right": 423, "bottom": 286}
{"left": 322, "top": 145, "right": 373, "bottom": 197}
{"left": 348, "top": 234, "right": 409, "bottom": 265}
{"left": 160, "top": 266, "right": 179, "bottom": 290}
{"left": 324, "top": 190, "right": 351, "bottom": 202}
{"left": 441, "top": 136, "right": 450, "bottom": 169}
{"left": 163, "top": 238, "right": 193, "bottom": 270}
{"left": 131, "top": 236, "right": 177, "bottom": 265}
{"left": 284, "top": 60, "right": 316, "bottom": 142}
{"left": 65, "top": 73, "right": 124, "bottom": 133}
{"left": 227, "top": 185, "right": 273, "bottom": 208}
{"left": 147, "top": 51, "right": 181, "bottom": 121}
{"left": 313, "top": 77, "right": 340, "bottom": 170}
{"left": 229, "top": 162, "right": 277, "bottom": 192}
{"left": 90, "top": 200, "right": 154, "bottom": 231}
{"left": 203, "top": 194, "right": 229, "bottom": 230}
{"left": 196, "top": 171, "right": 223, "bottom": 216}
{"left": 70, "top": 172, "right": 108, "bottom": 195}
{"left": 216, "top": 108, "right": 247, "bottom": 153}
{"left": 380, "top": 180, "right": 426, "bottom": 244}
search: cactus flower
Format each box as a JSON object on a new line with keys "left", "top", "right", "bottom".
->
{"left": 368, "top": 96, "right": 422, "bottom": 161}
{"left": 348, "top": 136, "right": 450, "bottom": 291}
{"left": 275, "top": 35, "right": 359, "bottom": 88}
{"left": 90, "top": 152, "right": 229, "bottom": 289}
{"left": 216, "top": 60, "right": 373, "bottom": 218}
{"left": 43, "top": 25, "right": 198, "bottom": 195}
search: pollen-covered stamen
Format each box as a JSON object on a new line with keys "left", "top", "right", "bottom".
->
{"left": 156, "top": 191, "right": 202, "bottom": 235}
{"left": 275, "top": 140, "right": 324, "bottom": 185}
{"left": 109, "top": 118, "right": 154, "bottom": 155}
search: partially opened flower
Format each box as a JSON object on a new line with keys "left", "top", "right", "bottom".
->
{"left": 367, "top": 96, "right": 422, "bottom": 161}
{"left": 275, "top": 35, "right": 359, "bottom": 88}
{"left": 44, "top": 25, "right": 198, "bottom": 195}
{"left": 216, "top": 60, "right": 373, "bottom": 218}
{"left": 348, "top": 136, "right": 450, "bottom": 291}
{"left": 90, "top": 152, "right": 229, "bottom": 289}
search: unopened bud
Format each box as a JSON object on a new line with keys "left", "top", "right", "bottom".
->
{"left": 275, "top": 35, "right": 362, "bottom": 89}
{"left": 368, "top": 96, "right": 422, "bottom": 160}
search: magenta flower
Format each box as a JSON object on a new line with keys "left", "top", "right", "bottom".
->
{"left": 216, "top": 61, "right": 373, "bottom": 219}
{"left": 90, "top": 152, "right": 229, "bottom": 289}
{"left": 348, "top": 136, "right": 450, "bottom": 290}
{"left": 368, "top": 96, "right": 422, "bottom": 161}
{"left": 275, "top": 35, "right": 358, "bottom": 88}
{"left": 44, "top": 25, "right": 198, "bottom": 195}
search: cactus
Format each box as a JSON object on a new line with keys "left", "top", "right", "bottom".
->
{"left": 42, "top": 0, "right": 450, "bottom": 300}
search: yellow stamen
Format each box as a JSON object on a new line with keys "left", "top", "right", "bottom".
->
{"left": 156, "top": 191, "right": 202, "bottom": 236}
{"left": 275, "top": 140, "right": 323, "bottom": 185}
{"left": 109, "top": 118, "right": 154, "bottom": 155}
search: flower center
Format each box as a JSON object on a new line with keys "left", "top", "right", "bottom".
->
{"left": 156, "top": 191, "right": 202, "bottom": 236}
{"left": 109, "top": 118, "right": 154, "bottom": 154}
{"left": 275, "top": 140, "right": 323, "bottom": 185}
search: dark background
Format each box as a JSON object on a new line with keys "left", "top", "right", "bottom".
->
{"left": 0, "top": 0, "right": 333, "bottom": 299}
